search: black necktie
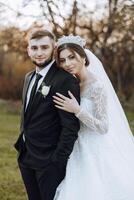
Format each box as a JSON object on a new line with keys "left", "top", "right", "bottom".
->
{"left": 27, "top": 73, "right": 42, "bottom": 109}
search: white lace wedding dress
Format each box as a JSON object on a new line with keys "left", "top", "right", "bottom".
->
{"left": 54, "top": 80, "right": 134, "bottom": 200}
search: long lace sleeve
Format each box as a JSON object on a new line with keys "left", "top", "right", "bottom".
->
{"left": 75, "top": 83, "right": 108, "bottom": 134}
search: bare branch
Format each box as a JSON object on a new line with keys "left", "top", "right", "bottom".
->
{"left": 0, "top": 2, "right": 43, "bottom": 18}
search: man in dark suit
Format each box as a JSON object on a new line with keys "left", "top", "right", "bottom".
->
{"left": 14, "top": 28, "right": 80, "bottom": 200}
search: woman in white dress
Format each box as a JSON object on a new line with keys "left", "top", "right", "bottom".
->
{"left": 53, "top": 35, "right": 134, "bottom": 200}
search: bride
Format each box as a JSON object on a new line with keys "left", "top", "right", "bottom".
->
{"left": 53, "top": 35, "right": 134, "bottom": 200}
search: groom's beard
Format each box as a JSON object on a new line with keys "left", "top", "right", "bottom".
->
{"left": 32, "top": 57, "right": 53, "bottom": 68}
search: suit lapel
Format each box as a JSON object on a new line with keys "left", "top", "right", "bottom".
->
{"left": 22, "top": 70, "right": 35, "bottom": 125}
{"left": 25, "top": 62, "right": 58, "bottom": 121}
{"left": 42, "top": 61, "right": 58, "bottom": 86}
{"left": 23, "top": 70, "right": 35, "bottom": 110}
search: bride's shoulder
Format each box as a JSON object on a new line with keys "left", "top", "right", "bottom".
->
{"left": 91, "top": 79, "right": 104, "bottom": 89}
{"left": 88, "top": 73, "right": 104, "bottom": 90}
{"left": 87, "top": 75, "right": 107, "bottom": 98}
{"left": 81, "top": 72, "right": 107, "bottom": 98}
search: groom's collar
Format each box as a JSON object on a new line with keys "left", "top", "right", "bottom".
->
{"left": 36, "top": 60, "right": 55, "bottom": 77}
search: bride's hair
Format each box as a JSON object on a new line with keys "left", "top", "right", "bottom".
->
{"left": 55, "top": 43, "right": 89, "bottom": 67}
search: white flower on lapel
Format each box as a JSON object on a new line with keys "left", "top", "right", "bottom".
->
{"left": 40, "top": 85, "right": 50, "bottom": 97}
{"left": 38, "top": 82, "right": 51, "bottom": 98}
{"left": 41, "top": 85, "right": 50, "bottom": 97}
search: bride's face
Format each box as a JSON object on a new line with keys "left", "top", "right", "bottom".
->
{"left": 59, "top": 48, "right": 85, "bottom": 75}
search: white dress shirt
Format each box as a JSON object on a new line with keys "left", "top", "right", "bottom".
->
{"left": 25, "top": 61, "right": 54, "bottom": 109}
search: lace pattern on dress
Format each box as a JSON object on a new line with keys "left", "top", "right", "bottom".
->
{"left": 76, "top": 81, "right": 108, "bottom": 134}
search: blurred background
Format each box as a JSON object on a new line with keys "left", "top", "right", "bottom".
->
{"left": 0, "top": 0, "right": 133, "bottom": 199}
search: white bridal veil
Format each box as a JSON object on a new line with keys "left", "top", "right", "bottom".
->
{"left": 85, "top": 49, "right": 134, "bottom": 167}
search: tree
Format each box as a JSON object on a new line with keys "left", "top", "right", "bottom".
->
{"left": 0, "top": 0, "right": 133, "bottom": 101}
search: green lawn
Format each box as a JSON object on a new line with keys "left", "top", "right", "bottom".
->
{"left": 0, "top": 101, "right": 27, "bottom": 200}
{"left": 0, "top": 101, "right": 134, "bottom": 200}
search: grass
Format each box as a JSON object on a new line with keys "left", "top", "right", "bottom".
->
{"left": 0, "top": 101, "right": 27, "bottom": 200}
{"left": 0, "top": 100, "right": 134, "bottom": 200}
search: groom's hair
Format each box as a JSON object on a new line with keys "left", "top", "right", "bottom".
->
{"left": 27, "top": 29, "right": 55, "bottom": 42}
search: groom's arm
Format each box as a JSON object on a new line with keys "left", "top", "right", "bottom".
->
{"left": 51, "top": 75, "right": 80, "bottom": 166}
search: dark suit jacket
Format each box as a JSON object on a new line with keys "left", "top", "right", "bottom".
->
{"left": 14, "top": 61, "right": 80, "bottom": 168}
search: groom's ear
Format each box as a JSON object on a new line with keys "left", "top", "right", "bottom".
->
{"left": 84, "top": 58, "right": 86, "bottom": 65}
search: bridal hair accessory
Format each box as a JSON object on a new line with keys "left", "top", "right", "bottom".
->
{"left": 57, "top": 34, "right": 86, "bottom": 48}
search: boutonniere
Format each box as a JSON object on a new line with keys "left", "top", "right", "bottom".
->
{"left": 39, "top": 82, "right": 51, "bottom": 98}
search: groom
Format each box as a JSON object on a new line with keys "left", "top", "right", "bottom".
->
{"left": 14, "top": 28, "right": 80, "bottom": 200}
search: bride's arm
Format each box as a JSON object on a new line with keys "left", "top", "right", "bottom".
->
{"left": 75, "top": 86, "right": 108, "bottom": 134}
{"left": 53, "top": 85, "right": 108, "bottom": 134}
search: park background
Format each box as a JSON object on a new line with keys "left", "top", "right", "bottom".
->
{"left": 0, "top": 0, "right": 134, "bottom": 199}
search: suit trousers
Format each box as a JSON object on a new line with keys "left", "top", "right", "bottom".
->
{"left": 18, "top": 161, "right": 66, "bottom": 200}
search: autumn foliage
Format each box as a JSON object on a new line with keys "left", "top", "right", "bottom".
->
{"left": 0, "top": 0, "right": 133, "bottom": 103}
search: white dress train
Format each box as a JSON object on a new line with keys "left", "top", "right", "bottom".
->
{"left": 54, "top": 80, "right": 134, "bottom": 200}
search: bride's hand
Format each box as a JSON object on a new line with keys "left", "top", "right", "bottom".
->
{"left": 53, "top": 91, "right": 81, "bottom": 114}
